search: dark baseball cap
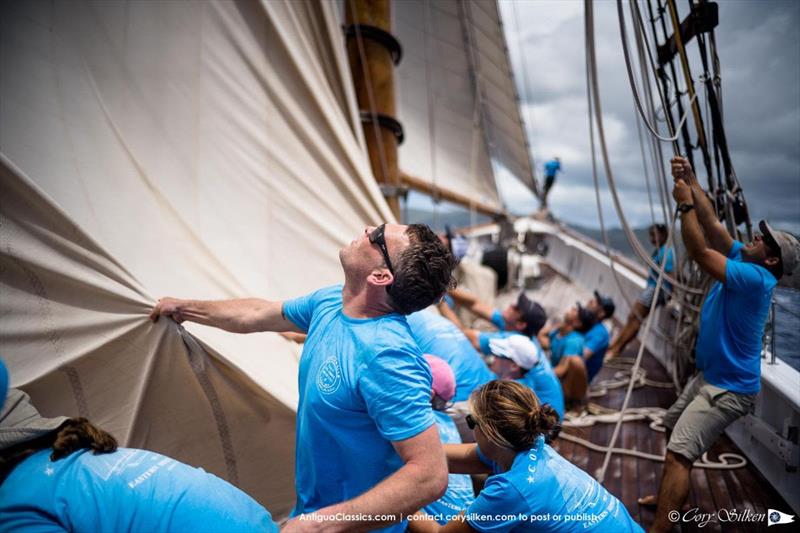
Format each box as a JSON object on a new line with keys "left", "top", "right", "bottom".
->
{"left": 575, "top": 302, "right": 597, "bottom": 333}
{"left": 593, "top": 290, "right": 615, "bottom": 319}
{"left": 517, "top": 291, "right": 547, "bottom": 337}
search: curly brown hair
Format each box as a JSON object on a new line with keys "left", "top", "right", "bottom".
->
{"left": 387, "top": 224, "right": 457, "bottom": 314}
{"left": 470, "top": 380, "right": 561, "bottom": 450}
{"left": 0, "top": 417, "right": 117, "bottom": 484}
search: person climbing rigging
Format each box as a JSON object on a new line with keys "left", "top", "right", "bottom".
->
{"left": 540, "top": 156, "right": 562, "bottom": 208}
{"left": 644, "top": 156, "right": 800, "bottom": 533}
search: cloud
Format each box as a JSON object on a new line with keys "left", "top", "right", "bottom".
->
{"left": 498, "top": 0, "right": 800, "bottom": 234}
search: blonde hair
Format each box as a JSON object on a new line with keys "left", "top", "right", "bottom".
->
{"left": 470, "top": 380, "right": 560, "bottom": 451}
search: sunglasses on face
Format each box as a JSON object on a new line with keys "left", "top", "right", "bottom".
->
{"left": 466, "top": 413, "right": 477, "bottom": 430}
{"left": 368, "top": 224, "right": 394, "bottom": 275}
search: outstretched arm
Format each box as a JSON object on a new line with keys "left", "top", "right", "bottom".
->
{"left": 437, "top": 300, "right": 464, "bottom": 329}
{"left": 284, "top": 425, "right": 448, "bottom": 532}
{"left": 673, "top": 179, "right": 727, "bottom": 282}
{"left": 149, "top": 297, "right": 302, "bottom": 334}
{"left": 445, "top": 443, "right": 493, "bottom": 475}
{"left": 448, "top": 288, "right": 494, "bottom": 323}
{"left": 671, "top": 156, "right": 734, "bottom": 255}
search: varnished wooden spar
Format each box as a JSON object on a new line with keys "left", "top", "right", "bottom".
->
{"left": 400, "top": 173, "right": 507, "bottom": 219}
{"left": 345, "top": 0, "right": 403, "bottom": 220}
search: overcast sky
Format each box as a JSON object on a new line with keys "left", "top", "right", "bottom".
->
{"left": 494, "top": 0, "right": 800, "bottom": 234}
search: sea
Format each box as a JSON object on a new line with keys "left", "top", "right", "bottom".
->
{"left": 773, "top": 287, "right": 800, "bottom": 372}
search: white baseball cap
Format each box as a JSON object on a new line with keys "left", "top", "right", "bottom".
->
{"left": 488, "top": 334, "right": 541, "bottom": 370}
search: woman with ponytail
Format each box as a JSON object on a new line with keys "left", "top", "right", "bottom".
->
{"left": 409, "top": 380, "right": 643, "bottom": 532}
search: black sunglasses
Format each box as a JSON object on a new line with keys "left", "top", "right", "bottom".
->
{"left": 368, "top": 224, "right": 394, "bottom": 275}
{"left": 465, "top": 413, "right": 477, "bottom": 430}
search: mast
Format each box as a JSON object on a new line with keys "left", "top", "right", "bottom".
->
{"left": 345, "top": 0, "right": 404, "bottom": 220}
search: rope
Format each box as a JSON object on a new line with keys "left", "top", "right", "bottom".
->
{"left": 561, "top": 361, "right": 747, "bottom": 471}
{"left": 586, "top": 0, "right": 677, "bottom": 483}
{"left": 617, "top": 0, "right": 696, "bottom": 145}
{"left": 559, "top": 433, "right": 747, "bottom": 470}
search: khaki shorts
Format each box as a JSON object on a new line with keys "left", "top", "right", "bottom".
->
{"left": 662, "top": 372, "right": 756, "bottom": 462}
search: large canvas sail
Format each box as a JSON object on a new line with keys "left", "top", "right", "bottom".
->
{"left": 0, "top": 0, "right": 394, "bottom": 516}
{"left": 394, "top": 0, "right": 539, "bottom": 208}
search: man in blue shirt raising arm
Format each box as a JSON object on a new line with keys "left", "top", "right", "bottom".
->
{"left": 151, "top": 223, "right": 457, "bottom": 533}
{"left": 647, "top": 157, "right": 799, "bottom": 533}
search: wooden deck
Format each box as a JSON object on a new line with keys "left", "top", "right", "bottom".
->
{"left": 553, "top": 343, "right": 791, "bottom": 532}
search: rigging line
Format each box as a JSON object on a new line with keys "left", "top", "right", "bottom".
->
{"left": 511, "top": 0, "right": 539, "bottom": 188}
{"left": 422, "top": 0, "right": 440, "bottom": 227}
{"left": 597, "top": 206, "right": 678, "bottom": 483}
{"left": 617, "top": 0, "right": 695, "bottom": 145}
{"left": 584, "top": 0, "right": 703, "bottom": 294}
{"left": 585, "top": 40, "right": 636, "bottom": 314}
{"left": 348, "top": 0, "right": 392, "bottom": 203}
{"left": 587, "top": 2, "right": 686, "bottom": 484}
{"left": 649, "top": 0, "right": 695, "bottom": 169}
{"left": 632, "top": 0, "right": 691, "bottom": 278}
{"left": 635, "top": 112, "right": 657, "bottom": 226}
{"left": 664, "top": 0, "right": 715, "bottom": 190}
{"left": 631, "top": 6, "right": 667, "bottom": 224}
{"left": 631, "top": 0, "right": 673, "bottom": 221}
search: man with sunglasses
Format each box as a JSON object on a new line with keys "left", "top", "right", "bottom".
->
{"left": 151, "top": 223, "right": 456, "bottom": 532}
{"left": 646, "top": 157, "right": 800, "bottom": 533}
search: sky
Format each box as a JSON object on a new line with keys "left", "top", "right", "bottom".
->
{"left": 492, "top": 0, "right": 800, "bottom": 234}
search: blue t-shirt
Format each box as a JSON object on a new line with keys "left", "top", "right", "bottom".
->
{"left": 583, "top": 322, "right": 610, "bottom": 383}
{"left": 695, "top": 241, "right": 776, "bottom": 394}
{"left": 518, "top": 354, "right": 565, "bottom": 421}
{"left": 544, "top": 159, "right": 561, "bottom": 178}
{"left": 407, "top": 311, "right": 495, "bottom": 402}
{"left": 490, "top": 309, "right": 507, "bottom": 330}
{"left": 0, "top": 359, "right": 8, "bottom": 411}
{"left": 422, "top": 411, "right": 476, "bottom": 524}
{"left": 647, "top": 245, "right": 674, "bottom": 292}
{"left": 548, "top": 329, "right": 584, "bottom": 367}
{"left": 283, "top": 285, "right": 435, "bottom": 530}
{"left": 0, "top": 448, "right": 277, "bottom": 533}
{"left": 468, "top": 437, "right": 643, "bottom": 532}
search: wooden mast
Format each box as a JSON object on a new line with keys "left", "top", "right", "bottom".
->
{"left": 345, "top": 0, "right": 403, "bottom": 220}
{"left": 345, "top": 0, "right": 507, "bottom": 221}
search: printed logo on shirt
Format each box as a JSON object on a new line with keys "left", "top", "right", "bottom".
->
{"left": 317, "top": 355, "right": 342, "bottom": 394}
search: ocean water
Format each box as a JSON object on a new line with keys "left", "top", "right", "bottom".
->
{"left": 773, "top": 287, "right": 800, "bottom": 372}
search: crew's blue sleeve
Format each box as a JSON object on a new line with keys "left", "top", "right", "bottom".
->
{"left": 726, "top": 258, "right": 776, "bottom": 293}
{"left": 359, "top": 350, "right": 435, "bottom": 442}
{"left": 665, "top": 247, "right": 674, "bottom": 274}
{"left": 490, "top": 309, "right": 506, "bottom": 330}
{"left": 584, "top": 327, "right": 607, "bottom": 355}
{"left": 465, "top": 476, "right": 527, "bottom": 532}
{"left": 282, "top": 285, "right": 341, "bottom": 332}
{"left": 478, "top": 332, "right": 492, "bottom": 355}
{"left": 564, "top": 334, "right": 584, "bottom": 357}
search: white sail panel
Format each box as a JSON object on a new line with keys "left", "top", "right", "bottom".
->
{"left": 394, "top": 0, "right": 537, "bottom": 207}
{"left": 0, "top": 0, "right": 392, "bottom": 517}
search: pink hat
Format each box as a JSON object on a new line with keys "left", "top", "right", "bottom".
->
{"left": 424, "top": 354, "right": 456, "bottom": 402}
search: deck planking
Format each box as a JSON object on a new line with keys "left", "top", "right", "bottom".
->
{"left": 552, "top": 340, "right": 791, "bottom": 532}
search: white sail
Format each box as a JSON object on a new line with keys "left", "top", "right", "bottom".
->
{"left": 0, "top": 0, "right": 394, "bottom": 516}
{"left": 394, "top": 0, "right": 538, "bottom": 208}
